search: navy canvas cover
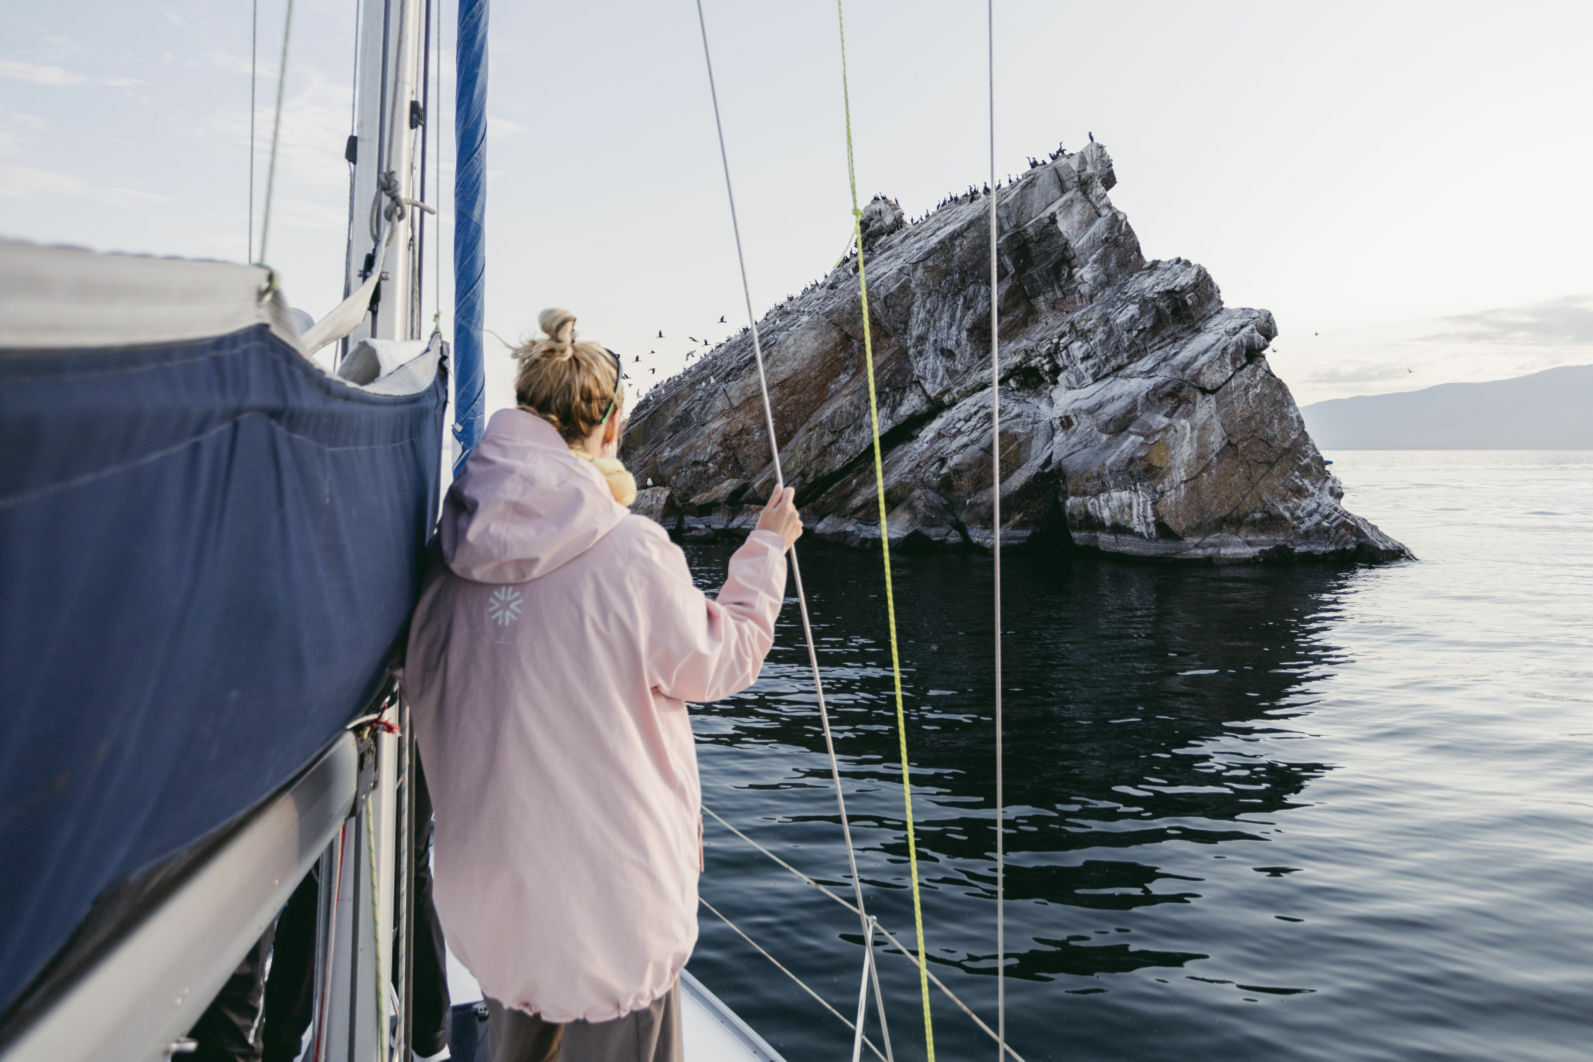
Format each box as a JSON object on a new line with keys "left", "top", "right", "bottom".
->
{"left": 0, "top": 323, "right": 445, "bottom": 1017}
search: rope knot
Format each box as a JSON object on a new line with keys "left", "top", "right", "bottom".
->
{"left": 379, "top": 171, "right": 407, "bottom": 222}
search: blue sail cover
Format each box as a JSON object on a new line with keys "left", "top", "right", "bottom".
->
{"left": 0, "top": 242, "right": 446, "bottom": 1017}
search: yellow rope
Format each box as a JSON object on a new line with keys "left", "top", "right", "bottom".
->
{"left": 834, "top": 3, "right": 935, "bottom": 1057}
{"left": 364, "top": 791, "right": 389, "bottom": 1062}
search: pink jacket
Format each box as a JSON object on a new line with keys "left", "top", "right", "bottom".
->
{"left": 404, "top": 409, "right": 788, "bottom": 1023}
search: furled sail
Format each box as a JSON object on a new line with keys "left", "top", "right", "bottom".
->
{"left": 0, "top": 238, "right": 446, "bottom": 1021}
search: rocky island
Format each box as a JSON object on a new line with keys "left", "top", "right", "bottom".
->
{"left": 623, "top": 142, "right": 1409, "bottom": 563}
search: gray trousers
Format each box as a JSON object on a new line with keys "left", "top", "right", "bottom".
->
{"left": 486, "top": 982, "right": 682, "bottom": 1062}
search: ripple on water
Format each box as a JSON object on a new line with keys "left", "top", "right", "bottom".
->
{"left": 689, "top": 452, "right": 1593, "bottom": 1061}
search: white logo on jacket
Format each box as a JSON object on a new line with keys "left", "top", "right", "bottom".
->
{"left": 487, "top": 587, "right": 523, "bottom": 626}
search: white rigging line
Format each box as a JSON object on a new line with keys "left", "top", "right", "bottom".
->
{"left": 702, "top": 806, "right": 1030, "bottom": 1062}
{"left": 699, "top": 896, "right": 888, "bottom": 1062}
{"left": 693, "top": 4, "right": 892, "bottom": 1059}
{"left": 256, "top": 0, "right": 296, "bottom": 266}
{"left": 988, "top": 3, "right": 1007, "bottom": 1056}
{"left": 852, "top": 918, "right": 880, "bottom": 1062}
{"left": 348, "top": 0, "right": 362, "bottom": 138}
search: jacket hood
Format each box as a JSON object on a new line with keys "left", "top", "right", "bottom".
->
{"left": 439, "top": 408, "right": 628, "bottom": 583}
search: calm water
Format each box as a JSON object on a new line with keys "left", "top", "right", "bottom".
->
{"left": 684, "top": 452, "right": 1593, "bottom": 1062}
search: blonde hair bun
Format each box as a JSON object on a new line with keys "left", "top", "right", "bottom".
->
{"left": 538, "top": 308, "right": 578, "bottom": 359}
{"left": 512, "top": 308, "right": 623, "bottom": 444}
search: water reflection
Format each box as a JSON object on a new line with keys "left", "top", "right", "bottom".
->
{"left": 686, "top": 540, "right": 1353, "bottom": 1054}
{"left": 694, "top": 544, "right": 1344, "bottom": 923}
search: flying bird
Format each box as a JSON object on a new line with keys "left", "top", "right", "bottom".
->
{"left": 649, "top": 368, "right": 657, "bottom": 375}
{"left": 688, "top": 336, "right": 700, "bottom": 344}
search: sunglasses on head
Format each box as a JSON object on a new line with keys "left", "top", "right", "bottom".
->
{"left": 598, "top": 347, "right": 624, "bottom": 427}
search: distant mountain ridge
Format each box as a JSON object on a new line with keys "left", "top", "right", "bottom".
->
{"left": 1301, "top": 365, "right": 1593, "bottom": 449}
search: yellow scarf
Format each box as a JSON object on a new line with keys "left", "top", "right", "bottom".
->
{"left": 571, "top": 449, "right": 638, "bottom": 507}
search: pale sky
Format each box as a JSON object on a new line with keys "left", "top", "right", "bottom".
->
{"left": 4, "top": 0, "right": 1591, "bottom": 409}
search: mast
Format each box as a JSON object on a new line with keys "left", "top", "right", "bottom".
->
{"left": 324, "top": 0, "right": 428, "bottom": 1059}
{"left": 341, "top": 0, "right": 427, "bottom": 354}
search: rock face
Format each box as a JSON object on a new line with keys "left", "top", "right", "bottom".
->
{"left": 623, "top": 143, "right": 1409, "bottom": 562}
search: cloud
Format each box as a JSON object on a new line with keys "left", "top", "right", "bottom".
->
{"left": 0, "top": 163, "right": 84, "bottom": 198}
{"left": 41, "top": 36, "right": 85, "bottom": 59}
{"left": 1282, "top": 296, "right": 1593, "bottom": 405}
{"left": 0, "top": 160, "right": 174, "bottom": 205}
{"left": 0, "top": 59, "right": 87, "bottom": 86}
{"left": 270, "top": 193, "right": 353, "bottom": 235}
{"left": 203, "top": 48, "right": 256, "bottom": 77}
{"left": 487, "top": 39, "right": 527, "bottom": 59}
{"left": 1303, "top": 363, "right": 1413, "bottom": 387}
{"left": 204, "top": 69, "right": 353, "bottom": 197}
{"left": 157, "top": 4, "right": 197, "bottom": 33}
{"left": 1416, "top": 293, "right": 1593, "bottom": 346}
{"left": 487, "top": 114, "right": 526, "bottom": 142}
{"left": 0, "top": 59, "right": 145, "bottom": 90}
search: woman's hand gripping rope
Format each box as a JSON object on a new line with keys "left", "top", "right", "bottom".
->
{"left": 755, "top": 485, "right": 803, "bottom": 551}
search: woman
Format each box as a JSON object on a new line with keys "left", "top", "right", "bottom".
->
{"left": 404, "top": 308, "right": 800, "bottom": 1062}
